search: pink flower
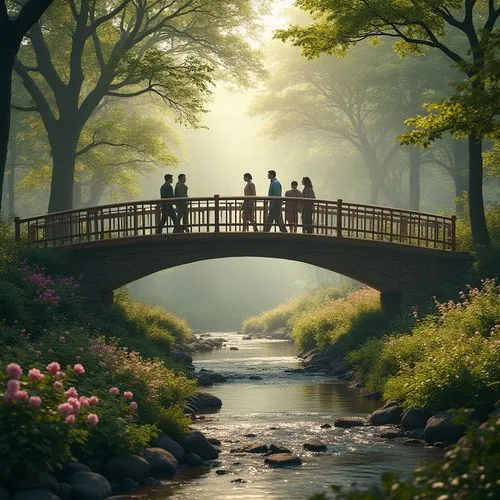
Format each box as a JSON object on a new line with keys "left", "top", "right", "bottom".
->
{"left": 123, "top": 391, "right": 134, "bottom": 400}
{"left": 58, "top": 402, "right": 74, "bottom": 416}
{"left": 73, "top": 364, "right": 85, "bottom": 375}
{"left": 87, "top": 413, "right": 99, "bottom": 426}
{"left": 65, "top": 387, "right": 78, "bottom": 398}
{"left": 6, "top": 379, "right": 20, "bottom": 393}
{"left": 109, "top": 387, "right": 120, "bottom": 396}
{"left": 129, "top": 401, "right": 138, "bottom": 411}
{"left": 53, "top": 381, "right": 63, "bottom": 390}
{"left": 14, "top": 390, "right": 29, "bottom": 401}
{"left": 6, "top": 363, "right": 22, "bottom": 379}
{"left": 28, "top": 368, "right": 45, "bottom": 382}
{"left": 65, "top": 415, "right": 75, "bottom": 425}
{"left": 88, "top": 396, "right": 99, "bottom": 405}
{"left": 67, "top": 397, "right": 81, "bottom": 413}
{"left": 79, "top": 396, "right": 90, "bottom": 408}
{"left": 29, "top": 396, "right": 42, "bottom": 408}
{"left": 46, "top": 361, "right": 60, "bottom": 375}
{"left": 3, "top": 392, "right": 13, "bottom": 402}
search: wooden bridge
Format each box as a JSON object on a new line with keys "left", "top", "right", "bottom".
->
{"left": 14, "top": 196, "right": 467, "bottom": 312}
{"left": 15, "top": 196, "right": 456, "bottom": 250}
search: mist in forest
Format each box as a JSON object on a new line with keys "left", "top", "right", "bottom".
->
{"left": 4, "top": 0, "right": 498, "bottom": 330}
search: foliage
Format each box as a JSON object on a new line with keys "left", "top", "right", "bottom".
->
{"left": 401, "top": 31, "right": 500, "bottom": 145}
{"left": 310, "top": 416, "right": 500, "bottom": 500}
{"left": 456, "top": 203, "right": 500, "bottom": 252}
{"left": 349, "top": 280, "right": 500, "bottom": 414}
{"left": 0, "top": 361, "right": 146, "bottom": 482}
{"left": 92, "top": 289, "right": 192, "bottom": 358}
{"left": 291, "top": 288, "right": 386, "bottom": 352}
{"left": 241, "top": 283, "right": 357, "bottom": 334}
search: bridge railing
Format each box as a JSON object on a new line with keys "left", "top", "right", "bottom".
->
{"left": 14, "top": 196, "right": 457, "bottom": 251}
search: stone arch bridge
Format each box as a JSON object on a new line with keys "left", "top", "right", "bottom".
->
{"left": 15, "top": 196, "right": 470, "bottom": 312}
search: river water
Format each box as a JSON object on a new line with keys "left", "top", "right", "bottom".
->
{"left": 139, "top": 332, "right": 441, "bottom": 499}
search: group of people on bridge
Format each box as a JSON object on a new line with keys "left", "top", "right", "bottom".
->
{"left": 156, "top": 170, "right": 316, "bottom": 234}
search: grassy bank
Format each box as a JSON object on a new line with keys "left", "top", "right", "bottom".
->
{"left": 241, "top": 282, "right": 358, "bottom": 334}
{"left": 0, "top": 221, "right": 196, "bottom": 482}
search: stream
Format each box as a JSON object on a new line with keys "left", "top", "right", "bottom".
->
{"left": 138, "top": 332, "right": 442, "bottom": 499}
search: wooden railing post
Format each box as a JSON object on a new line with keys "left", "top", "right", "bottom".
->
{"left": 214, "top": 195, "right": 220, "bottom": 232}
{"left": 14, "top": 217, "right": 20, "bottom": 242}
{"left": 451, "top": 215, "right": 456, "bottom": 251}
{"left": 336, "top": 199, "right": 343, "bottom": 238}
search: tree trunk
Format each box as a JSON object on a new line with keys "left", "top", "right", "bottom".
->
{"left": 452, "top": 140, "right": 469, "bottom": 216}
{"left": 0, "top": 49, "right": 15, "bottom": 215}
{"left": 408, "top": 147, "right": 421, "bottom": 211}
{"left": 47, "top": 124, "right": 81, "bottom": 213}
{"left": 6, "top": 126, "right": 17, "bottom": 218}
{"left": 468, "top": 135, "right": 490, "bottom": 246}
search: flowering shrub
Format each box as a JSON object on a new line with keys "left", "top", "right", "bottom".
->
{"left": 0, "top": 360, "right": 152, "bottom": 482}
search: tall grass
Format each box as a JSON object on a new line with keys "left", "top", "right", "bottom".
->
{"left": 241, "top": 283, "right": 357, "bottom": 334}
{"left": 291, "top": 288, "right": 388, "bottom": 353}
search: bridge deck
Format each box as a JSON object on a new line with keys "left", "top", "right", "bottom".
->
{"left": 14, "top": 196, "right": 456, "bottom": 251}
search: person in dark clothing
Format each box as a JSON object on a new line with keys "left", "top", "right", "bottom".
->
{"left": 263, "top": 170, "right": 287, "bottom": 233}
{"left": 301, "top": 176, "right": 316, "bottom": 234}
{"left": 156, "top": 174, "right": 180, "bottom": 234}
{"left": 174, "top": 173, "right": 189, "bottom": 233}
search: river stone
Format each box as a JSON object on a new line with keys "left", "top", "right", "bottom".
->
{"left": 57, "top": 484, "right": 71, "bottom": 500}
{"left": 12, "top": 490, "right": 60, "bottom": 500}
{"left": 284, "top": 368, "right": 305, "bottom": 374}
{"left": 143, "top": 448, "right": 178, "bottom": 477}
{"left": 334, "top": 417, "right": 367, "bottom": 428}
{"left": 401, "top": 409, "right": 428, "bottom": 431}
{"left": 70, "top": 472, "right": 111, "bottom": 499}
{"left": 424, "top": 412, "right": 466, "bottom": 444}
{"left": 181, "top": 431, "right": 219, "bottom": 460}
{"left": 185, "top": 453, "right": 204, "bottom": 466}
{"left": 264, "top": 454, "right": 302, "bottom": 467}
{"left": 106, "top": 455, "right": 151, "bottom": 482}
{"left": 208, "top": 438, "right": 221, "bottom": 446}
{"left": 380, "top": 429, "right": 405, "bottom": 439}
{"left": 320, "top": 423, "right": 331, "bottom": 429}
{"left": 243, "top": 442, "right": 269, "bottom": 453}
{"left": 249, "top": 375, "right": 263, "bottom": 380}
{"left": 187, "top": 392, "right": 222, "bottom": 413}
{"left": 11, "top": 473, "right": 59, "bottom": 494}
{"left": 303, "top": 441, "right": 327, "bottom": 452}
{"left": 210, "top": 373, "right": 227, "bottom": 383}
{"left": 269, "top": 444, "right": 291, "bottom": 454}
{"left": 59, "top": 463, "right": 92, "bottom": 482}
{"left": 369, "top": 404, "right": 403, "bottom": 426}
{"left": 229, "top": 347, "right": 239, "bottom": 351}
{"left": 151, "top": 435, "right": 186, "bottom": 463}
{"left": 197, "top": 374, "right": 213, "bottom": 387}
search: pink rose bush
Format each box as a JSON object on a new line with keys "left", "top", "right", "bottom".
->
{"left": 0, "top": 359, "right": 144, "bottom": 483}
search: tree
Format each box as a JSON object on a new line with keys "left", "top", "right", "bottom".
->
{"left": 0, "top": 0, "right": 54, "bottom": 214}
{"left": 276, "top": 0, "right": 499, "bottom": 246}
{"left": 14, "top": 0, "right": 265, "bottom": 213}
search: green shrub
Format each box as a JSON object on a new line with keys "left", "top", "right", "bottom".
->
{"left": 292, "top": 288, "right": 385, "bottom": 353}
{"left": 241, "top": 283, "right": 358, "bottom": 335}
{"left": 349, "top": 279, "right": 500, "bottom": 413}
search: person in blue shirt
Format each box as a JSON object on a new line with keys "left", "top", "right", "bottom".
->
{"left": 264, "top": 170, "right": 287, "bottom": 232}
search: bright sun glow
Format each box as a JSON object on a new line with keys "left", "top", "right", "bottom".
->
{"left": 261, "top": 0, "right": 294, "bottom": 40}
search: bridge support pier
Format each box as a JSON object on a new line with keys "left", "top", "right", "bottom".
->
{"left": 380, "top": 291, "right": 402, "bottom": 315}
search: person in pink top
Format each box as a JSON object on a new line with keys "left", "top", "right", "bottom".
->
{"left": 284, "top": 181, "right": 302, "bottom": 233}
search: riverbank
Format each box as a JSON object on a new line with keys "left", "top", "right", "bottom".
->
{"left": 0, "top": 222, "right": 221, "bottom": 499}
